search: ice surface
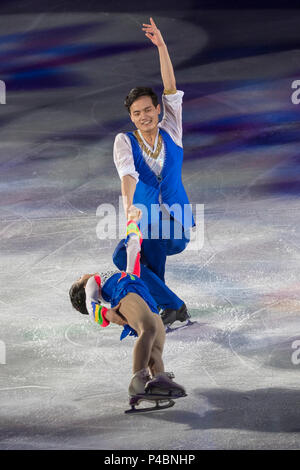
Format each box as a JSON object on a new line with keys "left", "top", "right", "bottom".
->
{"left": 0, "top": 7, "right": 300, "bottom": 450}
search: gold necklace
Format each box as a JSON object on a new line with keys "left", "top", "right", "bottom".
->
{"left": 134, "top": 130, "right": 163, "bottom": 160}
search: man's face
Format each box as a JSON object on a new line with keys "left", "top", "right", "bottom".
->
{"left": 129, "top": 96, "right": 161, "bottom": 133}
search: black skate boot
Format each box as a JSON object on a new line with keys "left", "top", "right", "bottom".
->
{"left": 160, "top": 308, "right": 176, "bottom": 326}
{"left": 160, "top": 302, "right": 190, "bottom": 326}
{"left": 175, "top": 303, "right": 190, "bottom": 322}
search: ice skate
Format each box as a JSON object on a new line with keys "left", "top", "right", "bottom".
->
{"left": 125, "top": 369, "right": 185, "bottom": 414}
{"left": 125, "top": 372, "right": 186, "bottom": 414}
{"left": 125, "top": 396, "right": 176, "bottom": 414}
{"left": 160, "top": 303, "right": 195, "bottom": 332}
{"left": 175, "top": 303, "right": 190, "bottom": 322}
{"left": 160, "top": 307, "right": 177, "bottom": 326}
{"left": 145, "top": 371, "right": 187, "bottom": 398}
{"left": 128, "top": 368, "right": 152, "bottom": 397}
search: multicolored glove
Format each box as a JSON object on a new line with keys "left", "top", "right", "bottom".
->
{"left": 126, "top": 220, "right": 143, "bottom": 246}
{"left": 125, "top": 220, "right": 143, "bottom": 277}
{"left": 91, "top": 302, "right": 110, "bottom": 328}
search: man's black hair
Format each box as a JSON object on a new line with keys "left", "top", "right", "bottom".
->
{"left": 124, "top": 87, "right": 159, "bottom": 113}
{"left": 69, "top": 282, "right": 89, "bottom": 315}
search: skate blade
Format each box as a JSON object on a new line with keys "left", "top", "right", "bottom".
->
{"left": 129, "top": 391, "right": 187, "bottom": 406}
{"left": 166, "top": 319, "right": 197, "bottom": 333}
{"left": 125, "top": 399, "right": 175, "bottom": 414}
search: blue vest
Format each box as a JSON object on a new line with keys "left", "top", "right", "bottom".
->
{"left": 126, "top": 128, "right": 195, "bottom": 232}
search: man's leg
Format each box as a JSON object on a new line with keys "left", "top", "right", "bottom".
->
{"left": 157, "top": 218, "right": 191, "bottom": 325}
{"left": 140, "top": 238, "right": 167, "bottom": 282}
{"left": 140, "top": 218, "right": 190, "bottom": 280}
{"left": 165, "top": 217, "right": 190, "bottom": 256}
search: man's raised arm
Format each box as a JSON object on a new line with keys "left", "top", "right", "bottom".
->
{"left": 142, "top": 17, "right": 177, "bottom": 94}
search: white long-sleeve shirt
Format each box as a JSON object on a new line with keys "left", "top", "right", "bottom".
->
{"left": 113, "top": 90, "right": 184, "bottom": 183}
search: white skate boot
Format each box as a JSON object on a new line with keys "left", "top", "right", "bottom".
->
{"left": 128, "top": 368, "right": 152, "bottom": 397}
{"left": 145, "top": 371, "right": 187, "bottom": 398}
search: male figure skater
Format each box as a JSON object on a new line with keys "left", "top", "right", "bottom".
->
{"left": 69, "top": 211, "right": 186, "bottom": 412}
{"left": 113, "top": 18, "right": 195, "bottom": 327}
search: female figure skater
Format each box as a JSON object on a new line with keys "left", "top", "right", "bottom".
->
{"left": 69, "top": 209, "right": 186, "bottom": 411}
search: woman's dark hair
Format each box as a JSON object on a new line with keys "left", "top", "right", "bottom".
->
{"left": 69, "top": 281, "right": 89, "bottom": 315}
{"left": 124, "top": 87, "right": 159, "bottom": 114}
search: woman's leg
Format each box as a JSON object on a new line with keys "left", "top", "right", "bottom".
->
{"left": 148, "top": 314, "right": 165, "bottom": 376}
{"left": 118, "top": 292, "right": 160, "bottom": 374}
{"left": 119, "top": 293, "right": 185, "bottom": 397}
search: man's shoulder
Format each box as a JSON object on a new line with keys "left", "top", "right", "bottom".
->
{"left": 114, "top": 132, "right": 133, "bottom": 148}
{"left": 114, "top": 132, "right": 125, "bottom": 141}
{"left": 114, "top": 131, "right": 134, "bottom": 141}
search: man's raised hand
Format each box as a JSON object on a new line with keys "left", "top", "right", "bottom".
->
{"left": 142, "top": 17, "right": 165, "bottom": 48}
